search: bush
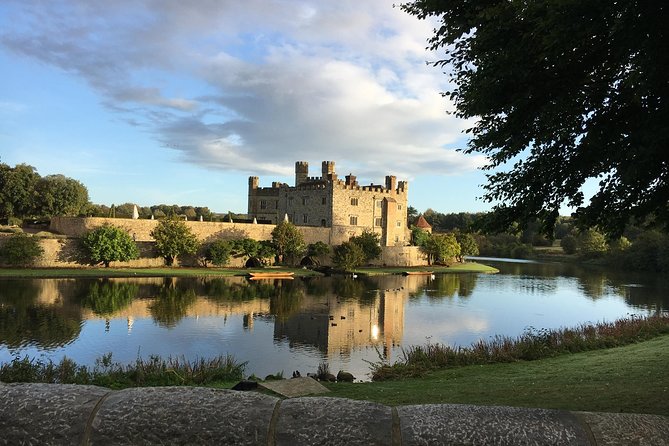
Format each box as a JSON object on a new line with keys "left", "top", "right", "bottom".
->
{"left": 0, "top": 233, "right": 43, "bottom": 266}
{"left": 205, "top": 239, "right": 233, "bottom": 266}
{"left": 560, "top": 235, "right": 578, "bottom": 254}
{"left": 332, "top": 241, "right": 366, "bottom": 271}
{"left": 82, "top": 224, "right": 139, "bottom": 267}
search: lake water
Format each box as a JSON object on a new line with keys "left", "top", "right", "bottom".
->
{"left": 1, "top": 259, "right": 667, "bottom": 381}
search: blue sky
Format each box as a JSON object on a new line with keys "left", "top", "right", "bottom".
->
{"left": 0, "top": 0, "right": 492, "bottom": 215}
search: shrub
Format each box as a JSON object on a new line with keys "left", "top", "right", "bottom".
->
{"left": 205, "top": 239, "right": 233, "bottom": 266}
{"left": 332, "top": 241, "right": 366, "bottom": 271}
{"left": 0, "top": 232, "right": 43, "bottom": 266}
{"left": 560, "top": 235, "right": 578, "bottom": 254}
{"left": 82, "top": 223, "right": 139, "bottom": 267}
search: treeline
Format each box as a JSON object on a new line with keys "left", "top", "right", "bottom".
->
{"left": 411, "top": 208, "right": 669, "bottom": 272}
{"left": 0, "top": 163, "right": 89, "bottom": 224}
{"left": 0, "top": 162, "right": 232, "bottom": 225}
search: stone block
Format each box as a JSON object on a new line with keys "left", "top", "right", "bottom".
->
{"left": 89, "top": 387, "right": 279, "bottom": 445}
{"left": 397, "top": 404, "right": 590, "bottom": 446}
{"left": 0, "top": 383, "right": 109, "bottom": 445}
{"left": 577, "top": 411, "right": 669, "bottom": 446}
{"left": 275, "top": 397, "right": 392, "bottom": 446}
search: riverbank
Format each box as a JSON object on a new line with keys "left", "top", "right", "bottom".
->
{"left": 321, "top": 334, "right": 669, "bottom": 416}
{"left": 0, "top": 262, "right": 497, "bottom": 278}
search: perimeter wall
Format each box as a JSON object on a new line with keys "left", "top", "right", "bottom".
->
{"left": 1, "top": 217, "right": 426, "bottom": 268}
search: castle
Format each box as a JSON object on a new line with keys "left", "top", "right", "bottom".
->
{"left": 248, "top": 161, "right": 410, "bottom": 247}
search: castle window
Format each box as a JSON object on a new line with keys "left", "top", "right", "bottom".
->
{"left": 302, "top": 197, "right": 309, "bottom": 205}
{"left": 322, "top": 197, "right": 326, "bottom": 205}
{"left": 350, "top": 215, "right": 358, "bottom": 226}
{"left": 375, "top": 217, "right": 382, "bottom": 227}
{"left": 396, "top": 220, "right": 402, "bottom": 228}
{"left": 351, "top": 198, "right": 358, "bottom": 206}
{"left": 398, "top": 204, "right": 403, "bottom": 210}
{"left": 303, "top": 214, "right": 308, "bottom": 223}
{"left": 321, "top": 219, "right": 327, "bottom": 227}
{"left": 260, "top": 200, "right": 267, "bottom": 210}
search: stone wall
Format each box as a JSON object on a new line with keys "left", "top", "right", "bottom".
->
{"left": 20, "top": 217, "right": 426, "bottom": 268}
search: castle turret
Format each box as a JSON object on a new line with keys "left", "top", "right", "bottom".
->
{"left": 295, "top": 161, "right": 309, "bottom": 186}
{"left": 385, "top": 175, "right": 397, "bottom": 191}
{"left": 249, "top": 176, "right": 259, "bottom": 189}
{"left": 322, "top": 161, "right": 336, "bottom": 180}
{"left": 345, "top": 174, "right": 357, "bottom": 187}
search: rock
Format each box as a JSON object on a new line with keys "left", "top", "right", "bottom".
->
{"left": 337, "top": 371, "right": 355, "bottom": 382}
{"left": 231, "top": 380, "right": 259, "bottom": 391}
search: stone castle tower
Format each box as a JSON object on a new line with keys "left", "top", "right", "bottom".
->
{"left": 248, "top": 161, "right": 410, "bottom": 246}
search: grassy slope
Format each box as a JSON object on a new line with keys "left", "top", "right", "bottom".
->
{"left": 321, "top": 335, "right": 669, "bottom": 415}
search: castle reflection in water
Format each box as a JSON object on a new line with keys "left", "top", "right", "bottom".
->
{"left": 1, "top": 275, "right": 440, "bottom": 362}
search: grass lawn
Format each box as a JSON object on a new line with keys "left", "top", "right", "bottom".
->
{"left": 320, "top": 335, "right": 669, "bottom": 416}
{"left": 354, "top": 262, "right": 498, "bottom": 276}
{"left": 0, "top": 266, "right": 324, "bottom": 278}
{"left": 0, "top": 262, "right": 497, "bottom": 278}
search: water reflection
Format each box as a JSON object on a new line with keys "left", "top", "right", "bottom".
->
{"left": 0, "top": 262, "right": 667, "bottom": 379}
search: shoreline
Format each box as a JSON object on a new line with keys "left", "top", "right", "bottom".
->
{"left": 0, "top": 262, "right": 498, "bottom": 278}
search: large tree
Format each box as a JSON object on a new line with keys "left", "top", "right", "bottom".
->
{"left": 35, "top": 174, "right": 89, "bottom": 217}
{"left": 402, "top": 1, "right": 669, "bottom": 236}
{"left": 150, "top": 217, "right": 199, "bottom": 266}
{"left": 271, "top": 221, "right": 305, "bottom": 265}
{"left": 0, "top": 163, "right": 40, "bottom": 221}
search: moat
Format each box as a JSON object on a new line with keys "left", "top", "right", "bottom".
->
{"left": 1, "top": 259, "right": 667, "bottom": 381}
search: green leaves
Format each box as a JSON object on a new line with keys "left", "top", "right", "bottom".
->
{"left": 149, "top": 217, "right": 199, "bottom": 266}
{"left": 82, "top": 223, "right": 139, "bottom": 267}
{"left": 403, "top": 0, "right": 669, "bottom": 236}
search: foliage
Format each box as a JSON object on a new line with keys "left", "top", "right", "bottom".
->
{"left": 204, "top": 239, "right": 233, "bottom": 267}
{"left": 371, "top": 314, "right": 669, "bottom": 381}
{"left": 82, "top": 223, "right": 139, "bottom": 267}
{"left": 419, "top": 233, "right": 460, "bottom": 266}
{"left": 349, "top": 230, "right": 382, "bottom": 264}
{"left": 454, "top": 232, "right": 479, "bottom": 261}
{"left": 306, "top": 241, "right": 330, "bottom": 258}
{"left": 577, "top": 229, "right": 608, "bottom": 259}
{"left": 229, "top": 238, "right": 275, "bottom": 265}
{"left": 475, "top": 233, "right": 533, "bottom": 259}
{"left": 332, "top": 241, "right": 366, "bottom": 271}
{"left": 420, "top": 209, "right": 479, "bottom": 233}
{"left": 150, "top": 217, "right": 200, "bottom": 266}
{"left": 410, "top": 227, "right": 430, "bottom": 247}
{"left": 0, "top": 353, "right": 246, "bottom": 387}
{"left": 0, "top": 163, "right": 40, "bottom": 220}
{"left": 0, "top": 233, "right": 43, "bottom": 266}
{"left": 34, "top": 174, "right": 89, "bottom": 217}
{"left": 402, "top": 1, "right": 669, "bottom": 237}
{"left": 271, "top": 221, "right": 306, "bottom": 265}
{"left": 560, "top": 235, "right": 578, "bottom": 255}
{"left": 609, "top": 231, "right": 669, "bottom": 272}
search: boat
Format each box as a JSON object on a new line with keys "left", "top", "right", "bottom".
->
{"left": 247, "top": 272, "right": 295, "bottom": 280}
{"left": 402, "top": 271, "right": 434, "bottom": 276}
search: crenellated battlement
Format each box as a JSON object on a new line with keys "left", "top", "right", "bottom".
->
{"left": 248, "top": 160, "right": 409, "bottom": 246}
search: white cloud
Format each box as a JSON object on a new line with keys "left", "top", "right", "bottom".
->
{"left": 0, "top": 0, "right": 484, "bottom": 178}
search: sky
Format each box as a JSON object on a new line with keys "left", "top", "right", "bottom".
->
{"left": 0, "top": 0, "right": 492, "bottom": 215}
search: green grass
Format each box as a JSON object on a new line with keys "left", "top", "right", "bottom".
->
{"left": 0, "top": 266, "right": 324, "bottom": 278}
{"left": 322, "top": 334, "right": 669, "bottom": 415}
{"left": 0, "top": 263, "right": 495, "bottom": 278}
{"left": 354, "top": 262, "right": 498, "bottom": 276}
